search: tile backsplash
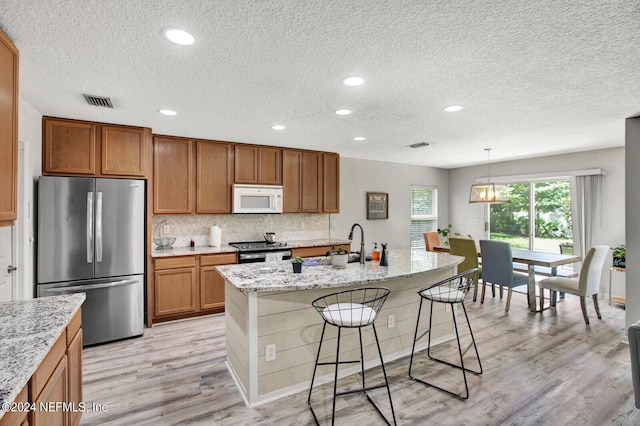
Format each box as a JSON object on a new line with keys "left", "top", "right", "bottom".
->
{"left": 152, "top": 214, "right": 331, "bottom": 247}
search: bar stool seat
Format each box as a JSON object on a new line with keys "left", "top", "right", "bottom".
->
{"left": 308, "top": 287, "right": 396, "bottom": 425}
{"left": 409, "top": 269, "right": 483, "bottom": 400}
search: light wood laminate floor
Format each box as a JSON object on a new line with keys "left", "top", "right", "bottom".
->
{"left": 80, "top": 292, "right": 639, "bottom": 425}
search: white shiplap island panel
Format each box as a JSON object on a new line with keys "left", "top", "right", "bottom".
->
{"left": 217, "top": 249, "right": 464, "bottom": 407}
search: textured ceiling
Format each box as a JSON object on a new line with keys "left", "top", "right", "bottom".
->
{"left": 1, "top": 0, "right": 639, "bottom": 168}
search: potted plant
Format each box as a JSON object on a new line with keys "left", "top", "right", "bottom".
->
{"left": 326, "top": 246, "right": 349, "bottom": 268}
{"left": 613, "top": 245, "right": 626, "bottom": 268}
{"left": 291, "top": 256, "right": 304, "bottom": 273}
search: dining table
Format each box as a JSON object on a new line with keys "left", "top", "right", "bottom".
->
{"left": 511, "top": 249, "right": 581, "bottom": 312}
{"left": 433, "top": 245, "right": 581, "bottom": 312}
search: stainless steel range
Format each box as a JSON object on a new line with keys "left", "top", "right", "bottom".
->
{"left": 230, "top": 241, "right": 292, "bottom": 263}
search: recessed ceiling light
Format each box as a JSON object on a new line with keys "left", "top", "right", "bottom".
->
{"left": 271, "top": 125, "right": 285, "bottom": 130}
{"left": 353, "top": 137, "right": 366, "bottom": 141}
{"left": 159, "top": 109, "right": 177, "bottom": 116}
{"left": 342, "top": 76, "right": 364, "bottom": 87}
{"left": 444, "top": 105, "right": 463, "bottom": 112}
{"left": 334, "top": 109, "right": 352, "bottom": 116}
{"left": 162, "top": 28, "right": 195, "bottom": 46}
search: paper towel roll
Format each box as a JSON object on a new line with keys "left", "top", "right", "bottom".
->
{"left": 209, "top": 225, "right": 222, "bottom": 247}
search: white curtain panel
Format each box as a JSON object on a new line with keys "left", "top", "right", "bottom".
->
{"left": 571, "top": 174, "right": 602, "bottom": 260}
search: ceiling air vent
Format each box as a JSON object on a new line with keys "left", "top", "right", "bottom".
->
{"left": 83, "top": 94, "right": 114, "bottom": 108}
{"left": 408, "top": 142, "right": 430, "bottom": 149}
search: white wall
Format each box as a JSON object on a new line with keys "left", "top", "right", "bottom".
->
{"left": 18, "top": 96, "right": 42, "bottom": 298}
{"left": 625, "top": 118, "right": 640, "bottom": 331}
{"left": 448, "top": 147, "right": 625, "bottom": 249}
{"left": 331, "top": 157, "right": 449, "bottom": 251}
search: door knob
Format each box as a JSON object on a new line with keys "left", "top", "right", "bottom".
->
{"left": 7, "top": 265, "right": 17, "bottom": 273}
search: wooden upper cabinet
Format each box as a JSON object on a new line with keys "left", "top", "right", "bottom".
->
{"left": 44, "top": 118, "right": 96, "bottom": 175}
{"left": 301, "top": 151, "right": 323, "bottom": 213}
{"left": 323, "top": 153, "right": 340, "bottom": 213}
{"left": 0, "top": 29, "right": 18, "bottom": 225}
{"left": 282, "top": 149, "right": 302, "bottom": 213}
{"left": 257, "top": 147, "right": 282, "bottom": 185}
{"left": 196, "top": 141, "right": 233, "bottom": 214}
{"left": 234, "top": 145, "right": 282, "bottom": 184}
{"left": 101, "top": 125, "right": 148, "bottom": 177}
{"left": 43, "top": 117, "right": 151, "bottom": 178}
{"left": 153, "top": 136, "right": 194, "bottom": 214}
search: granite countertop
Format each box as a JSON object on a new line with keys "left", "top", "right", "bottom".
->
{"left": 216, "top": 249, "right": 464, "bottom": 292}
{"left": 151, "top": 238, "right": 353, "bottom": 258}
{"left": 0, "top": 294, "right": 85, "bottom": 418}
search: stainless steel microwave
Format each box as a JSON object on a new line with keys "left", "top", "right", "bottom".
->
{"left": 232, "top": 184, "right": 283, "bottom": 214}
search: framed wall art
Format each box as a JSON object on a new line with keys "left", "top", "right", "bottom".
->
{"left": 367, "top": 192, "right": 388, "bottom": 220}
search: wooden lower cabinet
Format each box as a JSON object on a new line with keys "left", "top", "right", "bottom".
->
{"left": 154, "top": 257, "right": 198, "bottom": 317}
{"left": 152, "top": 253, "right": 237, "bottom": 323}
{"left": 1, "top": 310, "right": 84, "bottom": 426}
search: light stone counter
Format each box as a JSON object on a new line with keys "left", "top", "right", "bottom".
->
{"left": 216, "top": 249, "right": 463, "bottom": 292}
{"left": 0, "top": 294, "right": 85, "bottom": 419}
{"left": 151, "top": 238, "right": 352, "bottom": 258}
{"left": 220, "top": 249, "right": 464, "bottom": 407}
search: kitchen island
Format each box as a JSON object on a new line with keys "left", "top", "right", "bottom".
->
{"left": 0, "top": 293, "right": 85, "bottom": 425}
{"left": 216, "top": 249, "right": 463, "bottom": 407}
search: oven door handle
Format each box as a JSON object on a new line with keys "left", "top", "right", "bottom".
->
{"left": 239, "top": 253, "right": 267, "bottom": 261}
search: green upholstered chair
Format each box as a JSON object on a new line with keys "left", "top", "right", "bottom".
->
{"left": 449, "top": 237, "right": 482, "bottom": 302}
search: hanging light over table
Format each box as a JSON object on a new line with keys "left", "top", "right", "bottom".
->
{"left": 469, "top": 148, "right": 510, "bottom": 204}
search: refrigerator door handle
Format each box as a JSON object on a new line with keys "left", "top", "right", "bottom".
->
{"left": 41, "top": 279, "right": 138, "bottom": 293}
{"left": 87, "top": 192, "right": 93, "bottom": 263}
{"left": 96, "top": 191, "right": 103, "bottom": 262}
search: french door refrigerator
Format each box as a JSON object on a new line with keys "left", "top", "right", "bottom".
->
{"left": 37, "top": 176, "right": 145, "bottom": 346}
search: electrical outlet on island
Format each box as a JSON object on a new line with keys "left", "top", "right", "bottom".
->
{"left": 266, "top": 344, "right": 276, "bottom": 362}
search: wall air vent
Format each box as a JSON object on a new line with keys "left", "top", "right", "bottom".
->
{"left": 408, "top": 142, "right": 430, "bottom": 149}
{"left": 83, "top": 94, "right": 114, "bottom": 108}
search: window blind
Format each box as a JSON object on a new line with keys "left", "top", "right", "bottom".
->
{"left": 411, "top": 186, "right": 437, "bottom": 250}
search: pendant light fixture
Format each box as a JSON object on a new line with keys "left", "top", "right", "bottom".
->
{"left": 469, "top": 148, "right": 510, "bottom": 204}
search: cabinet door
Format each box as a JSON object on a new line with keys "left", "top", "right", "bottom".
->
{"left": 154, "top": 267, "right": 197, "bottom": 316}
{"left": 200, "top": 266, "right": 225, "bottom": 310}
{"left": 153, "top": 137, "right": 194, "bottom": 214}
{"left": 199, "top": 253, "right": 236, "bottom": 310}
{"left": 234, "top": 145, "right": 258, "bottom": 183}
{"left": 301, "top": 151, "right": 323, "bottom": 212}
{"left": 258, "top": 147, "right": 282, "bottom": 185}
{"left": 67, "top": 329, "right": 83, "bottom": 426}
{"left": 43, "top": 118, "right": 96, "bottom": 175}
{"left": 33, "top": 355, "right": 68, "bottom": 426}
{"left": 101, "top": 125, "right": 148, "bottom": 177}
{"left": 322, "top": 153, "right": 340, "bottom": 213}
{"left": 0, "top": 30, "right": 18, "bottom": 224}
{"left": 282, "top": 150, "right": 302, "bottom": 213}
{"left": 196, "top": 141, "right": 233, "bottom": 214}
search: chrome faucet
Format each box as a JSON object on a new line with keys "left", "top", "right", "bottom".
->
{"left": 348, "top": 223, "right": 366, "bottom": 265}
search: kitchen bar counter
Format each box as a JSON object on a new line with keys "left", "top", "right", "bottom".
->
{"left": 217, "top": 249, "right": 463, "bottom": 292}
{"left": 0, "top": 293, "right": 85, "bottom": 419}
{"left": 150, "top": 238, "right": 352, "bottom": 258}
{"left": 219, "top": 250, "right": 463, "bottom": 407}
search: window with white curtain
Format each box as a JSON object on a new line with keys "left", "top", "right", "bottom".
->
{"left": 410, "top": 185, "right": 437, "bottom": 250}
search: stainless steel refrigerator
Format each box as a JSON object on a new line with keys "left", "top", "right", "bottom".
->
{"left": 37, "top": 176, "right": 145, "bottom": 346}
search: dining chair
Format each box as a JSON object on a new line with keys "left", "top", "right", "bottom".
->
{"left": 539, "top": 245, "right": 609, "bottom": 324}
{"left": 479, "top": 240, "right": 529, "bottom": 312}
{"left": 423, "top": 232, "right": 441, "bottom": 252}
{"left": 449, "top": 237, "right": 482, "bottom": 302}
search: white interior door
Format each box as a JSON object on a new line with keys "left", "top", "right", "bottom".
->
{"left": 0, "top": 226, "right": 14, "bottom": 302}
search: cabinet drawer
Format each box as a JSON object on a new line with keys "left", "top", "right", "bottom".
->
{"left": 155, "top": 256, "right": 196, "bottom": 270}
{"left": 1, "top": 383, "right": 28, "bottom": 426}
{"left": 30, "top": 331, "right": 66, "bottom": 400}
{"left": 200, "top": 253, "right": 237, "bottom": 266}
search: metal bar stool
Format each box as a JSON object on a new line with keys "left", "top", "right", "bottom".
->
{"left": 408, "top": 269, "right": 483, "bottom": 400}
{"left": 308, "top": 287, "right": 396, "bottom": 425}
